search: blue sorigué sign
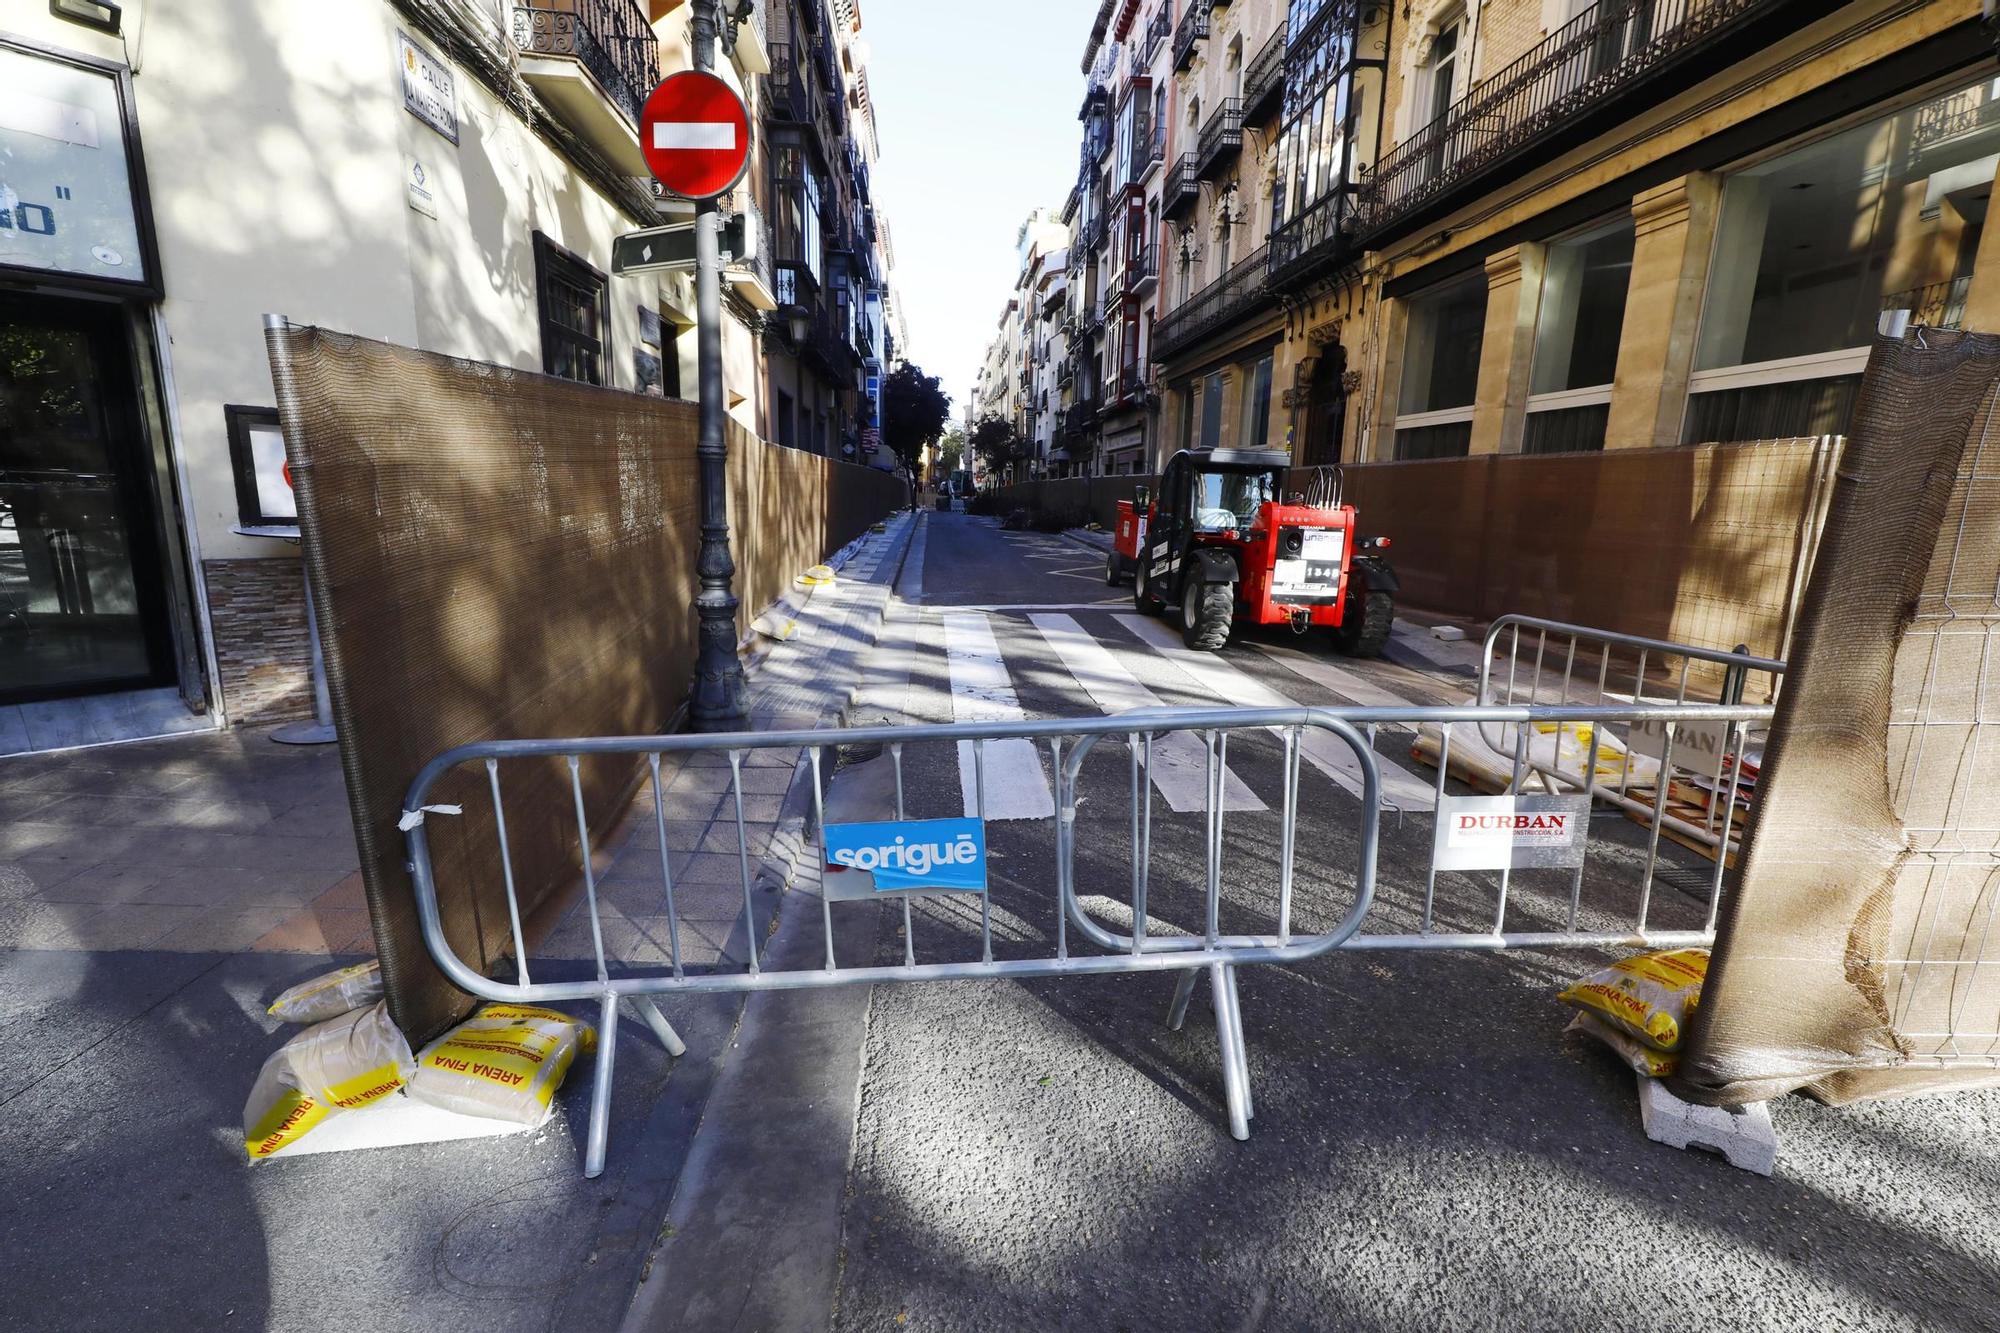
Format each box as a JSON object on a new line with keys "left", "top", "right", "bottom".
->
{"left": 823, "top": 817, "right": 988, "bottom": 894}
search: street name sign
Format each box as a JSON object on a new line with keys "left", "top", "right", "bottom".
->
{"left": 612, "top": 214, "right": 754, "bottom": 275}
{"left": 639, "top": 70, "right": 751, "bottom": 200}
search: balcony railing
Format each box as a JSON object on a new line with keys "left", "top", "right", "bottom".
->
{"left": 1914, "top": 86, "right": 2000, "bottom": 151}
{"left": 1154, "top": 244, "right": 1270, "bottom": 359}
{"left": 1106, "top": 265, "right": 1128, "bottom": 308}
{"left": 1268, "top": 191, "right": 1358, "bottom": 285}
{"left": 1079, "top": 214, "right": 1107, "bottom": 252}
{"left": 1881, "top": 276, "right": 1974, "bottom": 331}
{"left": 1078, "top": 301, "right": 1104, "bottom": 338}
{"left": 1195, "top": 98, "right": 1244, "bottom": 180}
{"left": 1142, "top": 120, "right": 1167, "bottom": 178}
{"left": 512, "top": 0, "right": 659, "bottom": 127}
{"left": 1063, "top": 396, "right": 1102, "bottom": 437}
{"left": 1110, "top": 364, "right": 1148, "bottom": 407}
{"left": 765, "top": 40, "right": 814, "bottom": 123}
{"left": 1172, "top": 1, "right": 1211, "bottom": 71}
{"left": 1244, "top": 27, "right": 1286, "bottom": 120}
{"left": 1363, "top": 0, "right": 1776, "bottom": 242}
{"left": 1128, "top": 244, "right": 1159, "bottom": 295}
{"left": 1142, "top": 8, "right": 1173, "bottom": 66}
{"left": 1162, "top": 155, "right": 1200, "bottom": 220}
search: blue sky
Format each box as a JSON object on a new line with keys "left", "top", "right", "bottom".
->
{"left": 860, "top": 0, "right": 1095, "bottom": 417}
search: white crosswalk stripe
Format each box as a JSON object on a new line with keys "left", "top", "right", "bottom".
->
{"left": 942, "top": 611, "right": 1055, "bottom": 820}
{"left": 1252, "top": 640, "right": 1434, "bottom": 716}
{"left": 1029, "top": 613, "right": 1265, "bottom": 813}
{"left": 1111, "top": 614, "right": 1438, "bottom": 811}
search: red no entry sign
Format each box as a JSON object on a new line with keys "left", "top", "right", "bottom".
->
{"left": 640, "top": 71, "right": 751, "bottom": 200}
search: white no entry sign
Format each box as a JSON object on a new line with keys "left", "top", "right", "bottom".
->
{"left": 640, "top": 71, "right": 751, "bottom": 200}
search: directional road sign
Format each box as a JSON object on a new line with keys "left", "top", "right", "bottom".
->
{"left": 639, "top": 71, "right": 751, "bottom": 200}
{"left": 612, "top": 214, "right": 755, "bottom": 275}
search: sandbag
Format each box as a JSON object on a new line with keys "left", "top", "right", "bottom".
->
{"left": 1558, "top": 948, "right": 1707, "bottom": 1052}
{"left": 266, "top": 960, "right": 383, "bottom": 1024}
{"left": 1567, "top": 1011, "right": 1677, "bottom": 1078}
{"left": 243, "top": 1001, "right": 414, "bottom": 1159}
{"left": 407, "top": 1003, "right": 594, "bottom": 1126}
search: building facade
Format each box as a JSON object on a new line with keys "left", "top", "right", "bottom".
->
{"left": 0, "top": 0, "right": 896, "bottom": 752}
{"left": 1007, "top": 0, "right": 2000, "bottom": 485}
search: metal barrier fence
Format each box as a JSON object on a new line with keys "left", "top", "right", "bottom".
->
{"left": 404, "top": 638, "right": 1779, "bottom": 1174}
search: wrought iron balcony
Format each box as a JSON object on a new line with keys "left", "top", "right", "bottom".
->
{"left": 1110, "top": 363, "right": 1149, "bottom": 407}
{"left": 1058, "top": 354, "right": 1075, "bottom": 387}
{"left": 1361, "top": 0, "right": 1793, "bottom": 245}
{"left": 1194, "top": 98, "right": 1244, "bottom": 181}
{"left": 1142, "top": 8, "right": 1173, "bottom": 66}
{"left": 512, "top": 0, "right": 658, "bottom": 170}
{"left": 1077, "top": 300, "right": 1105, "bottom": 338}
{"left": 1881, "top": 276, "right": 1973, "bottom": 331}
{"left": 1268, "top": 192, "right": 1359, "bottom": 289}
{"left": 1141, "top": 120, "right": 1166, "bottom": 180}
{"left": 1154, "top": 244, "right": 1271, "bottom": 360}
{"left": 1915, "top": 83, "right": 2000, "bottom": 151}
{"left": 1172, "top": 1, "right": 1210, "bottom": 72}
{"left": 1079, "top": 214, "right": 1107, "bottom": 252}
{"left": 1128, "top": 244, "right": 1159, "bottom": 297}
{"left": 1244, "top": 27, "right": 1286, "bottom": 121}
{"left": 765, "top": 40, "right": 814, "bottom": 124}
{"left": 1063, "top": 395, "right": 1102, "bottom": 437}
{"left": 1162, "top": 156, "right": 1200, "bottom": 221}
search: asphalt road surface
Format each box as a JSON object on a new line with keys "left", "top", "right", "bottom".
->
{"left": 820, "top": 511, "right": 2000, "bottom": 1333}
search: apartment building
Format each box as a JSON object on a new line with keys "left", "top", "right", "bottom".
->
{"left": 1062, "top": 1, "right": 1174, "bottom": 476}
{"left": 1151, "top": 0, "right": 1295, "bottom": 464}
{"left": 1030, "top": 0, "right": 1997, "bottom": 478}
{"left": 0, "top": 0, "right": 895, "bottom": 753}
{"left": 762, "top": 0, "right": 897, "bottom": 465}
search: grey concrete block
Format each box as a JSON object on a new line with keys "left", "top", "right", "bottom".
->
{"left": 1431, "top": 624, "right": 1468, "bottom": 642}
{"left": 1637, "top": 1075, "right": 1777, "bottom": 1175}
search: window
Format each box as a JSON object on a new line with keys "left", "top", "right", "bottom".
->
{"left": 1193, "top": 469, "right": 1274, "bottom": 531}
{"left": 1687, "top": 75, "right": 2000, "bottom": 441}
{"left": 1198, "top": 371, "right": 1226, "bottom": 449}
{"left": 1240, "top": 353, "right": 1274, "bottom": 448}
{"left": 534, "top": 234, "right": 607, "bottom": 386}
{"left": 772, "top": 141, "right": 823, "bottom": 291}
{"left": 1524, "top": 217, "right": 1634, "bottom": 452}
{"left": 1394, "top": 272, "right": 1485, "bottom": 458}
{"left": 1426, "top": 16, "right": 1462, "bottom": 125}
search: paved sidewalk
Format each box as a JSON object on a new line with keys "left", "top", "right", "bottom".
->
{"left": 0, "top": 511, "right": 918, "bottom": 1332}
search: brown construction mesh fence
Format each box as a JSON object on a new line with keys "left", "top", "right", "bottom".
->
{"left": 990, "top": 438, "right": 1840, "bottom": 672}
{"left": 1678, "top": 331, "right": 2000, "bottom": 1105}
{"left": 266, "top": 325, "right": 904, "bottom": 1043}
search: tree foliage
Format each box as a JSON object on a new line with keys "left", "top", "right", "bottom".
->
{"left": 970, "top": 414, "right": 1027, "bottom": 474}
{"left": 881, "top": 362, "right": 952, "bottom": 488}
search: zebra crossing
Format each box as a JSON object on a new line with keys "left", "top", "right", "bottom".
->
{"left": 928, "top": 600, "right": 1443, "bottom": 821}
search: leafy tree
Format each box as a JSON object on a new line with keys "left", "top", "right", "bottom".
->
{"left": 881, "top": 362, "right": 952, "bottom": 498}
{"left": 934, "top": 429, "right": 966, "bottom": 480}
{"left": 970, "top": 414, "right": 1025, "bottom": 478}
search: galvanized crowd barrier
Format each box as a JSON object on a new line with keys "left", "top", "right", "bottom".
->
{"left": 403, "top": 629, "right": 1783, "bottom": 1176}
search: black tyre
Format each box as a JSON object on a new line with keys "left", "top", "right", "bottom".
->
{"left": 1134, "top": 558, "right": 1164, "bottom": 615}
{"left": 1105, "top": 550, "right": 1124, "bottom": 586}
{"left": 1332, "top": 588, "right": 1394, "bottom": 658}
{"left": 1181, "top": 578, "right": 1233, "bottom": 651}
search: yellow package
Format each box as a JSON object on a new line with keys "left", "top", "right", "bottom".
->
{"left": 408, "top": 1003, "right": 594, "bottom": 1126}
{"left": 267, "top": 960, "right": 383, "bottom": 1024}
{"left": 1558, "top": 947, "right": 1707, "bottom": 1052}
{"left": 243, "top": 1001, "right": 415, "bottom": 1159}
{"left": 1566, "top": 1011, "right": 1677, "bottom": 1078}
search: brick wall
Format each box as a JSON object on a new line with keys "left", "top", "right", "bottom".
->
{"left": 203, "top": 558, "right": 313, "bottom": 725}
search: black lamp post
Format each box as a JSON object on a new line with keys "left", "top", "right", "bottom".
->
{"left": 687, "top": 0, "right": 753, "bottom": 731}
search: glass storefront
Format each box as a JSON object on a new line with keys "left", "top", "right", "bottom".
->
{"left": 0, "top": 292, "right": 174, "bottom": 703}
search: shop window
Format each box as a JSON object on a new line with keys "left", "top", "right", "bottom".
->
{"left": 1198, "top": 371, "right": 1226, "bottom": 450}
{"left": 1687, "top": 75, "right": 2000, "bottom": 440}
{"left": 1524, "top": 217, "right": 1632, "bottom": 452}
{"left": 1393, "top": 272, "right": 1485, "bottom": 459}
{"left": 1240, "top": 353, "right": 1274, "bottom": 449}
{"left": 533, "top": 234, "right": 606, "bottom": 387}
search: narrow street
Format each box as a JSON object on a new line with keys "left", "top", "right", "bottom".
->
{"left": 800, "top": 511, "right": 1999, "bottom": 1333}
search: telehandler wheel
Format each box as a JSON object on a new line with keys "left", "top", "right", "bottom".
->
{"left": 1332, "top": 589, "right": 1394, "bottom": 658}
{"left": 1105, "top": 550, "right": 1125, "bottom": 586}
{"left": 1182, "top": 579, "right": 1234, "bottom": 651}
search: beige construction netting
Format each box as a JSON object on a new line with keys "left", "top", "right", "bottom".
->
{"left": 265, "top": 324, "right": 903, "bottom": 1042}
{"left": 1677, "top": 330, "right": 2000, "bottom": 1105}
